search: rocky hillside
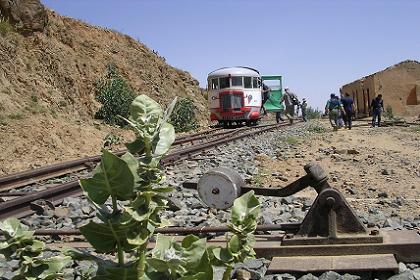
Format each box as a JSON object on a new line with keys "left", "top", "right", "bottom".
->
{"left": 0, "top": 0, "right": 208, "bottom": 174}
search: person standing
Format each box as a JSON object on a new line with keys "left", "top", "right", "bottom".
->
{"left": 340, "top": 93, "right": 354, "bottom": 129}
{"left": 325, "top": 94, "right": 345, "bottom": 130}
{"left": 280, "top": 87, "right": 298, "bottom": 124}
{"left": 370, "top": 94, "right": 384, "bottom": 127}
{"left": 301, "top": 98, "right": 308, "bottom": 122}
{"left": 261, "top": 83, "right": 271, "bottom": 116}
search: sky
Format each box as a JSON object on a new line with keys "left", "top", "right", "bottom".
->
{"left": 41, "top": 0, "right": 420, "bottom": 109}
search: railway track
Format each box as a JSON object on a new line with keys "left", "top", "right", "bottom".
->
{"left": 0, "top": 127, "right": 224, "bottom": 192}
{"left": 0, "top": 122, "right": 295, "bottom": 220}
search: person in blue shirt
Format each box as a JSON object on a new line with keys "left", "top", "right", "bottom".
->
{"left": 370, "top": 94, "right": 384, "bottom": 127}
{"left": 325, "top": 94, "right": 346, "bottom": 130}
{"left": 341, "top": 93, "right": 355, "bottom": 129}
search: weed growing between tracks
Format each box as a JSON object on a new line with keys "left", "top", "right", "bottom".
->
{"left": 0, "top": 95, "right": 261, "bottom": 279}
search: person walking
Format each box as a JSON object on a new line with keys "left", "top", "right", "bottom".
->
{"left": 370, "top": 94, "right": 384, "bottom": 127}
{"left": 301, "top": 98, "right": 308, "bottom": 122}
{"left": 280, "top": 87, "right": 299, "bottom": 124}
{"left": 340, "top": 93, "right": 354, "bottom": 129}
{"left": 325, "top": 94, "right": 345, "bottom": 130}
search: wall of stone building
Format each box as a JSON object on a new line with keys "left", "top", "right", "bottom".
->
{"left": 340, "top": 75, "right": 375, "bottom": 117}
{"left": 374, "top": 61, "right": 420, "bottom": 116}
{"left": 341, "top": 61, "right": 420, "bottom": 117}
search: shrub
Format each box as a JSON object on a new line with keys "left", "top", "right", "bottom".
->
{"left": 384, "top": 105, "right": 394, "bottom": 119}
{"left": 0, "top": 17, "right": 13, "bottom": 36}
{"left": 306, "top": 106, "right": 323, "bottom": 120}
{"left": 169, "top": 97, "right": 198, "bottom": 132}
{"left": 94, "top": 64, "right": 135, "bottom": 126}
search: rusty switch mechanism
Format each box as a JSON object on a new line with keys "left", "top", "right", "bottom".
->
{"left": 190, "top": 162, "right": 382, "bottom": 245}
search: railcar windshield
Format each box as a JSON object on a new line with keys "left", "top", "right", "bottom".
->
{"left": 208, "top": 75, "right": 261, "bottom": 90}
{"left": 219, "top": 77, "right": 230, "bottom": 89}
{"left": 209, "top": 78, "right": 219, "bottom": 90}
{"left": 231, "top": 76, "right": 243, "bottom": 87}
{"left": 244, "top": 77, "right": 252, "bottom": 88}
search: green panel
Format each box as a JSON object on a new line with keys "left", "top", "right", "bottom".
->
{"left": 262, "top": 75, "right": 284, "bottom": 112}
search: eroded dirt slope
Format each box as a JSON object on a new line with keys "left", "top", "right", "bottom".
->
{"left": 0, "top": 7, "right": 208, "bottom": 175}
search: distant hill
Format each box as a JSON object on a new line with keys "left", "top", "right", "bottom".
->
{"left": 0, "top": 0, "right": 208, "bottom": 174}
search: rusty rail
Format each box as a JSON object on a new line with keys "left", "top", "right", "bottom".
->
{"left": 0, "top": 122, "right": 298, "bottom": 220}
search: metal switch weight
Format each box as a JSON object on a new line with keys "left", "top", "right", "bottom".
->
{"left": 197, "top": 167, "right": 243, "bottom": 209}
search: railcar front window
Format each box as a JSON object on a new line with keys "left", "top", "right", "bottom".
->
{"left": 219, "top": 77, "right": 230, "bottom": 89}
{"left": 252, "top": 77, "right": 260, "bottom": 88}
{"left": 231, "top": 76, "right": 243, "bottom": 87}
{"left": 244, "top": 77, "right": 252, "bottom": 88}
{"left": 211, "top": 78, "right": 219, "bottom": 90}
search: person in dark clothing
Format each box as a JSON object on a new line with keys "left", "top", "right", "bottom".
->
{"left": 261, "top": 83, "right": 271, "bottom": 116}
{"left": 340, "top": 93, "right": 354, "bottom": 129}
{"left": 371, "top": 94, "right": 384, "bottom": 127}
{"left": 301, "top": 98, "right": 308, "bottom": 122}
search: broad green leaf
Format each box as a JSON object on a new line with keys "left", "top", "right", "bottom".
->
{"left": 151, "top": 234, "right": 172, "bottom": 259}
{"left": 80, "top": 150, "right": 134, "bottom": 204}
{"left": 152, "top": 122, "right": 175, "bottom": 156}
{"left": 80, "top": 220, "right": 141, "bottom": 253}
{"left": 212, "top": 247, "right": 233, "bottom": 263}
{"left": 93, "top": 262, "right": 141, "bottom": 280}
{"left": 125, "top": 137, "right": 145, "bottom": 154}
{"left": 146, "top": 258, "right": 169, "bottom": 272}
{"left": 36, "top": 256, "right": 72, "bottom": 279}
{"left": 0, "top": 218, "right": 33, "bottom": 239}
{"left": 121, "top": 152, "right": 140, "bottom": 183}
{"left": 181, "top": 236, "right": 207, "bottom": 268}
{"left": 228, "top": 235, "right": 241, "bottom": 253}
{"left": 231, "top": 191, "right": 260, "bottom": 225}
{"left": 130, "top": 95, "right": 163, "bottom": 125}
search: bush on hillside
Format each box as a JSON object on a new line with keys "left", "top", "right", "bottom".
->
{"left": 0, "top": 17, "right": 13, "bottom": 36}
{"left": 169, "top": 97, "right": 198, "bottom": 132}
{"left": 94, "top": 64, "right": 135, "bottom": 126}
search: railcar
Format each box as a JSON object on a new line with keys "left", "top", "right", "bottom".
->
{"left": 207, "top": 66, "right": 262, "bottom": 126}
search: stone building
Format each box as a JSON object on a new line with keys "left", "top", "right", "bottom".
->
{"left": 340, "top": 60, "right": 420, "bottom": 117}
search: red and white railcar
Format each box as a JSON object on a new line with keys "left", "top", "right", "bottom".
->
{"left": 207, "top": 66, "right": 262, "bottom": 126}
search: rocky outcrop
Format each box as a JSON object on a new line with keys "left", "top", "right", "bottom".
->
{"left": 0, "top": 0, "right": 47, "bottom": 34}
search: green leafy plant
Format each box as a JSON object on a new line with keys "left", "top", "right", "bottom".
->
{"left": 65, "top": 94, "right": 177, "bottom": 279}
{"left": 383, "top": 105, "right": 394, "bottom": 120}
{"left": 95, "top": 64, "right": 136, "bottom": 126}
{"left": 210, "top": 191, "right": 260, "bottom": 280}
{"left": 0, "top": 218, "right": 72, "bottom": 279}
{"left": 0, "top": 17, "right": 13, "bottom": 36}
{"left": 146, "top": 191, "right": 260, "bottom": 280}
{"left": 68, "top": 94, "right": 260, "bottom": 279}
{"left": 169, "top": 98, "right": 198, "bottom": 133}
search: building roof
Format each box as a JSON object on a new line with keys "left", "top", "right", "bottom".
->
{"left": 341, "top": 59, "right": 420, "bottom": 88}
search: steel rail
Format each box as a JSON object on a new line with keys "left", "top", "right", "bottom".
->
{"left": 12, "top": 223, "right": 300, "bottom": 236}
{"left": 0, "top": 128, "right": 236, "bottom": 192}
{"left": 0, "top": 122, "right": 299, "bottom": 220}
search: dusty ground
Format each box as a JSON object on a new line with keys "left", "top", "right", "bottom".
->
{"left": 252, "top": 121, "right": 420, "bottom": 219}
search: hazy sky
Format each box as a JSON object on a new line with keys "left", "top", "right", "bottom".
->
{"left": 41, "top": 0, "right": 420, "bottom": 109}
